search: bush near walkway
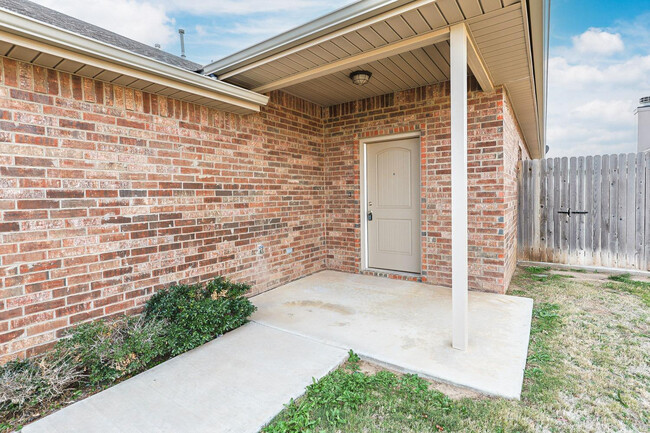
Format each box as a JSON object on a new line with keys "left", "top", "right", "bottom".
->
{"left": 0, "top": 352, "right": 81, "bottom": 421}
{"left": 265, "top": 266, "right": 649, "bottom": 433}
{"left": 0, "top": 277, "right": 256, "bottom": 432}
{"left": 54, "top": 316, "right": 169, "bottom": 386}
{"left": 145, "top": 277, "right": 256, "bottom": 356}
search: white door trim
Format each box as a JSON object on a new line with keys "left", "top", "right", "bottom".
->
{"left": 359, "top": 131, "right": 422, "bottom": 274}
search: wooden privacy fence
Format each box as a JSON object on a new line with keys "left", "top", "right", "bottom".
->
{"left": 518, "top": 153, "right": 650, "bottom": 270}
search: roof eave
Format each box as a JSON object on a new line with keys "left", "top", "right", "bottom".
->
{"left": 527, "top": 0, "right": 550, "bottom": 158}
{"left": 203, "top": 0, "right": 411, "bottom": 76}
{"left": 0, "top": 7, "right": 269, "bottom": 112}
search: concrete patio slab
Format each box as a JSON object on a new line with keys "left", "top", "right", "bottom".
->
{"left": 23, "top": 322, "right": 347, "bottom": 433}
{"left": 252, "top": 270, "right": 533, "bottom": 398}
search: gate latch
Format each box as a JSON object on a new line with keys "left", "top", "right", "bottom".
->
{"left": 557, "top": 208, "right": 588, "bottom": 217}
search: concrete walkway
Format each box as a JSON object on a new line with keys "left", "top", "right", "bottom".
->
{"left": 23, "top": 322, "right": 347, "bottom": 433}
{"left": 24, "top": 270, "right": 533, "bottom": 432}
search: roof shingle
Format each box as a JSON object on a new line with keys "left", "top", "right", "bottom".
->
{"left": 0, "top": 0, "right": 202, "bottom": 71}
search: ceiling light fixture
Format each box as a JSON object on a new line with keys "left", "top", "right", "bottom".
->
{"left": 350, "top": 70, "right": 372, "bottom": 86}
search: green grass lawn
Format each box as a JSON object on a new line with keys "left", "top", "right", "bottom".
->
{"left": 263, "top": 266, "right": 650, "bottom": 433}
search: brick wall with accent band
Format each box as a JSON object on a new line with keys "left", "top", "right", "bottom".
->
{"left": 0, "top": 57, "right": 525, "bottom": 361}
{"left": 323, "top": 81, "right": 528, "bottom": 291}
{"left": 0, "top": 58, "right": 326, "bottom": 360}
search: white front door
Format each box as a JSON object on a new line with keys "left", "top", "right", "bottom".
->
{"left": 366, "top": 138, "right": 421, "bottom": 273}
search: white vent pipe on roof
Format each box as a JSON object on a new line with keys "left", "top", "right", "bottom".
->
{"left": 179, "top": 29, "right": 186, "bottom": 58}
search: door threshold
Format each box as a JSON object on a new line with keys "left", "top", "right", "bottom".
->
{"left": 363, "top": 267, "right": 422, "bottom": 279}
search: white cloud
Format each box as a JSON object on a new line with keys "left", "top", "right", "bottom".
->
{"left": 549, "top": 55, "right": 650, "bottom": 88}
{"left": 224, "top": 18, "right": 302, "bottom": 36}
{"left": 614, "top": 12, "right": 650, "bottom": 53}
{"left": 547, "top": 23, "right": 650, "bottom": 157}
{"left": 161, "top": 0, "right": 347, "bottom": 15}
{"left": 546, "top": 56, "right": 645, "bottom": 157}
{"left": 29, "top": 0, "right": 354, "bottom": 62}
{"left": 570, "top": 100, "right": 635, "bottom": 125}
{"left": 183, "top": 1, "right": 354, "bottom": 63}
{"left": 31, "top": 0, "right": 176, "bottom": 48}
{"left": 571, "top": 28, "right": 624, "bottom": 56}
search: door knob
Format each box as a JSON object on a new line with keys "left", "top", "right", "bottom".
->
{"left": 367, "top": 211, "right": 373, "bottom": 221}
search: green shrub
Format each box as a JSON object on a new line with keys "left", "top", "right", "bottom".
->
{"left": 144, "top": 277, "right": 256, "bottom": 355}
{"left": 1, "top": 276, "right": 255, "bottom": 431}
{"left": 56, "top": 315, "right": 168, "bottom": 386}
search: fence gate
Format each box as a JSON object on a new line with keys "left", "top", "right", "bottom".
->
{"left": 518, "top": 153, "right": 650, "bottom": 270}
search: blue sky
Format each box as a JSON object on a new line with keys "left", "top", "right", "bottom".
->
{"left": 546, "top": 0, "right": 650, "bottom": 156}
{"left": 30, "top": 0, "right": 650, "bottom": 157}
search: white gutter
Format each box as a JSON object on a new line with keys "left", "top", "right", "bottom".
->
{"left": 527, "top": 0, "right": 550, "bottom": 156}
{"left": 0, "top": 7, "right": 268, "bottom": 111}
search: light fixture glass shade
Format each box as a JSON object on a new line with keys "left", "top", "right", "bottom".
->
{"left": 350, "top": 70, "right": 372, "bottom": 86}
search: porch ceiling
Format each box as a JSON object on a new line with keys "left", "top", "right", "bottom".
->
{"left": 207, "top": 0, "right": 545, "bottom": 158}
{"left": 228, "top": 41, "right": 452, "bottom": 106}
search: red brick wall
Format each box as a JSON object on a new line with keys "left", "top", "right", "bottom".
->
{"left": 0, "top": 58, "right": 326, "bottom": 361}
{"left": 503, "top": 92, "right": 529, "bottom": 289}
{"left": 323, "top": 80, "right": 521, "bottom": 293}
{"left": 0, "top": 57, "right": 527, "bottom": 360}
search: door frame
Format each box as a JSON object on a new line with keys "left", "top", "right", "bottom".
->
{"left": 359, "top": 131, "right": 422, "bottom": 275}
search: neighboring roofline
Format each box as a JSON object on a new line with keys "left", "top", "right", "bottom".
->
{"left": 203, "top": 0, "right": 412, "bottom": 76}
{"left": 0, "top": 6, "right": 268, "bottom": 112}
{"left": 527, "top": 0, "right": 550, "bottom": 157}
{"left": 0, "top": 0, "right": 201, "bottom": 71}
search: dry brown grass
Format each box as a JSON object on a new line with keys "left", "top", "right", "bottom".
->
{"left": 506, "top": 267, "right": 649, "bottom": 432}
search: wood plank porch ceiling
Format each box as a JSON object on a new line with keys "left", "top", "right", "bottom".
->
{"left": 216, "top": 0, "right": 539, "bottom": 156}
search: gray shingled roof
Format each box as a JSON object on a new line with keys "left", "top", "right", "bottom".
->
{"left": 0, "top": 0, "right": 203, "bottom": 72}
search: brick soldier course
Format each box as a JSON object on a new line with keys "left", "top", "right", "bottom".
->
{"left": 0, "top": 58, "right": 526, "bottom": 361}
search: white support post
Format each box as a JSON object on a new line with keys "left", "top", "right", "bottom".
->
{"left": 450, "top": 23, "right": 468, "bottom": 351}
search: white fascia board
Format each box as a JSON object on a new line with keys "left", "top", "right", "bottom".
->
{"left": 527, "top": 0, "right": 550, "bottom": 156}
{"left": 203, "top": 0, "right": 411, "bottom": 76}
{"left": 0, "top": 7, "right": 269, "bottom": 110}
